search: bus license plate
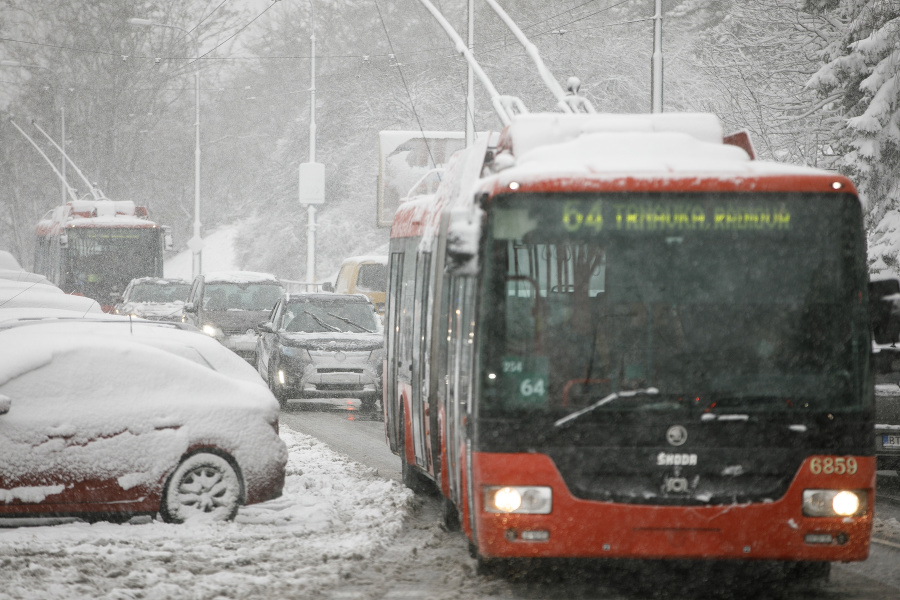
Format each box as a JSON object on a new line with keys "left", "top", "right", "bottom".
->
{"left": 884, "top": 435, "right": 900, "bottom": 449}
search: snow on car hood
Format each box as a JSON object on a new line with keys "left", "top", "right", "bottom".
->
{"left": 204, "top": 309, "right": 270, "bottom": 332}
{"left": 277, "top": 331, "right": 384, "bottom": 351}
{"left": 120, "top": 301, "right": 185, "bottom": 320}
{"left": 0, "top": 327, "right": 286, "bottom": 496}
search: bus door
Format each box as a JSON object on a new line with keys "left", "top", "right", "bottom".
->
{"left": 411, "top": 252, "right": 432, "bottom": 469}
{"left": 447, "top": 276, "right": 476, "bottom": 511}
{"left": 385, "top": 252, "right": 404, "bottom": 452}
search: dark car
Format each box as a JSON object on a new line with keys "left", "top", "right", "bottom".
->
{"left": 256, "top": 293, "right": 383, "bottom": 409}
{"left": 873, "top": 346, "right": 900, "bottom": 475}
{"left": 114, "top": 277, "right": 191, "bottom": 321}
{"left": 183, "top": 271, "right": 285, "bottom": 363}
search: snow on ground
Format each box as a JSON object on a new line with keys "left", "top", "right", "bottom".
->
{"left": 164, "top": 228, "right": 241, "bottom": 281}
{"left": 0, "top": 426, "right": 413, "bottom": 600}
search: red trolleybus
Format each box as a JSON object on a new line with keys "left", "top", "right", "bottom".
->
{"left": 34, "top": 199, "right": 172, "bottom": 312}
{"left": 383, "top": 113, "right": 877, "bottom": 577}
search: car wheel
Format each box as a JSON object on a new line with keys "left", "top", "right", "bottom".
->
{"left": 160, "top": 452, "right": 244, "bottom": 524}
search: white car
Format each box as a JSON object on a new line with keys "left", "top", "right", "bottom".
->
{"left": 0, "top": 317, "right": 287, "bottom": 524}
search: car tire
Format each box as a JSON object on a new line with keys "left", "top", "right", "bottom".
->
{"left": 160, "top": 452, "right": 244, "bottom": 524}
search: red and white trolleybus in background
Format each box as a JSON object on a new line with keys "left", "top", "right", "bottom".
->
{"left": 34, "top": 199, "right": 172, "bottom": 312}
{"left": 384, "top": 112, "right": 884, "bottom": 578}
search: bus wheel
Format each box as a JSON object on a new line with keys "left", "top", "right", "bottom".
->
{"left": 475, "top": 554, "right": 507, "bottom": 577}
{"left": 789, "top": 561, "right": 830, "bottom": 584}
{"left": 401, "top": 453, "right": 432, "bottom": 494}
{"left": 399, "top": 409, "right": 433, "bottom": 494}
{"left": 441, "top": 496, "right": 460, "bottom": 531}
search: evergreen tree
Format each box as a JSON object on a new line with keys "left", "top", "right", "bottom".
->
{"left": 808, "top": 0, "right": 900, "bottom": 274}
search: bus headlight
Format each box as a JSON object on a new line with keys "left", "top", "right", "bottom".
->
{"left": 484, "top": 486, "right": 552, "bottom": 514}
{"left": 802, "top": 490, "right": 866, "bottom": 517}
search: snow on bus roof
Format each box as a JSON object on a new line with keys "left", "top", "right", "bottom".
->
{"left": 340, "top": 255, "right": 388, "bottom": 265}
{"left": 203, "top": 271, "right": 280, "bottom": 284}
{"left": 501, "top": 112, "right": 725, "bottom": 158}
{"left": 498, "top": 112, "right": 832, "bottom": 180}
{"left": 67, "top": 216, "right": 156, "bottom": 227}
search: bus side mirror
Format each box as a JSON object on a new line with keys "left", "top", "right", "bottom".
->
{"left": 162, "top": 226, "right": 173, "bottom": 251}
{"left": 445, "top": 206, "right": 482, "bottom": 275}
{"left": 869, "top": 278, "right": 900, "bottom": 345}
{"left": 59, "top": 233, "right": 68, "bottom": 249}
{"left": 321, "top": 281, "right": 334, "bottom": 293}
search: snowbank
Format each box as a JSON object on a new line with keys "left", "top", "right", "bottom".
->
{"left": 0, "top": 427, "right": 413, "bottom": 599}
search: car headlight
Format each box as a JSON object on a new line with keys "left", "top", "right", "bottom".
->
{"left": 484, "top": 486, "right": 552, "bottom": 514}
{"left": 202, "top": 324, "right": 223, "bottom": 339}
{"left": 281, "top": 346, "right": 311, "bottom": 360}
{"left": 802, "top": 489, "right": 867, "bottom": 517}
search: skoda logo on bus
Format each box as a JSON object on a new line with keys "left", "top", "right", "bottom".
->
{"left": 666, "top": 425, "right": 688, "bottom": 447}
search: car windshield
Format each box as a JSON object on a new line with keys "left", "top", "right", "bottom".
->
{"left": 130, "top": 282, "right": 190, "bottom": 303}
{"left": 480, "top": 191, "right": 869, "bottom": 418}
{"left": 356, "top": 263, "right": 386, "bottom": 292}
{"left": 282, "top": 299, "right": 378, "bottom": 333}
{"left": 204, "top": 282, "right": 284, "bottom": 311}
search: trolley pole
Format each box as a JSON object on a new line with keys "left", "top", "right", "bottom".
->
{"left": 650, "top": 0, "right": 663, "bottom": 113}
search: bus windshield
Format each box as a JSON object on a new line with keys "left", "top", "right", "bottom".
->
{"left": 65, "top": 228, "right": 161, "bottom": 302}
{"left": 480, "top": 192, "right": 869, "bottom": 418}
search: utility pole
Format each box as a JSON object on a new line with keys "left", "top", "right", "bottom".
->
{"left": 650, "top": 0, "right": 663, "bottom": 113}
{"left": 300, "top": 0, "right": 325, "bottom": 288}
{"left": 465, "top": 0, "right": 474, "bottom": 146}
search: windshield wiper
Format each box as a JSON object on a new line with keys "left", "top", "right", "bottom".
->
{"left": 303, "top": 310, "right": 341, "bottom": 333}
{"left": 326, "top": 311, "right": 374, "bottom": 333}
{"left": 554, "top": 387, "right": 660, "bottom": 428}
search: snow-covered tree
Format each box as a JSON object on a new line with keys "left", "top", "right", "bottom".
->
{"left": 677, "top": 0, "right": 842, "bottom": 165}
{"left": 807, "top": 0, "right": 900, "bottom": 274}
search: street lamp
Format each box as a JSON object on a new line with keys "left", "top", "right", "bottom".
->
{"left": 0, "top": 61, "right": 67, "bottom": 205}
{"left": 128, "top": 17, "right": 203, "bottom": 279}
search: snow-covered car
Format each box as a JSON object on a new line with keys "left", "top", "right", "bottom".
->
{"left": 114, "top": 277, "right": 190, "bottom": 321}
{"left": 183, "top": 271, "right": 285, "bottom": 364}
{"left": 0, "top": 317, "right": 287, "bottom": 524}
{"left": 0, "top": 277, "right": 102, "bottom": 315}
{"left": 257, "top": 293, "right": 384, "bottom": 409}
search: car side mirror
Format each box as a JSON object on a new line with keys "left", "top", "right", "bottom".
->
{"left": 870, "top": 278, "right": 900, "bottom": 345}
{"left": 0, "top": 394, "right": 10, "bottom": 415}
{"left": 321, "top": 281, "right": 334, "bottom": 293}
{"left": 184, "top": 302, "right": 198, "bottom": 314}
{"left": 258, "top": 322, "right": 275, "bottom": 334}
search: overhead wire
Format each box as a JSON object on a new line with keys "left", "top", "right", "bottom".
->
{"left": 372, "top": 0, "right": 438, "bottom": 171}
{"left": 188, "top": 1, "right": 281, "bottom": 65}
